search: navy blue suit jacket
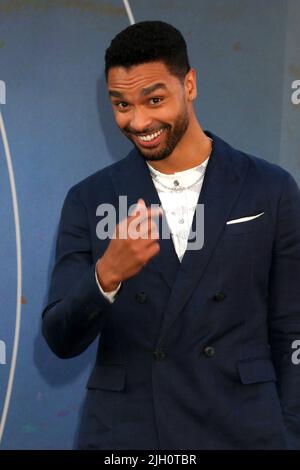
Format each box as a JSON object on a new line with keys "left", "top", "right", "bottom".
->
{"left": 42, "top": 131, "right": 300, "bottom": 449}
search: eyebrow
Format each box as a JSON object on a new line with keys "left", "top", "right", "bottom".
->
{"left": 109, "top": 82, "right": 167, "bottom": 99}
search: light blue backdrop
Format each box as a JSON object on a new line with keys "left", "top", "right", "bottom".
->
{"left": 0, "top": 0, "right": 299, "bottom": 449}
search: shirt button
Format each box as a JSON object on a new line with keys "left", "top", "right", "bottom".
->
{"left": 173, "top": 180, "right": 179, "bottom": 186}
{"left": 213, "top": 292, "right": 226, "bottom": 302}
{"left": 203, "top": 346, "right": 215, "bottom": 358}
{"left": 135, "top": 292, "right": 147, "bottom": 304}
{"left": 178, "top": 218, "right": 185, "bottom": 224}
{"left": 153, "top": 349, "right": 166, "bottom": 360}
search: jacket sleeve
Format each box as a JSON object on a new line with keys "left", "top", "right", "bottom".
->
{"left": 268, "top": 171, "right": 300, "bottom": 449}
{"left": 42, "top": 186, "right": 115, "bottom": 359}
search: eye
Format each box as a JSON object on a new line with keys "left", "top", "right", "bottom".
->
{"left": 114, "top": 102, "right": 129, "bottom": 111}
{"left": 149, "top": 97, "right": 163, "bottom": 105}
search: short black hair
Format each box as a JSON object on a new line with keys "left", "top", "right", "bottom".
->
{"left": 105, "top": 21, "right": 191, "bottom": 82}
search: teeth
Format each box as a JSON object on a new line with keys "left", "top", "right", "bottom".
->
{"left": 138, "top": 128, "right": 164, "bottom": 142}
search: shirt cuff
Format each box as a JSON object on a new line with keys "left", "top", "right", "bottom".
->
{"left": 95, "top": 266, "right": 121, "bottom": 303}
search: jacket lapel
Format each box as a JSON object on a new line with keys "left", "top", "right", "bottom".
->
{"left": 156, "top": 131, "right": 250, "bottom": 345}
{"left": 110, "top": 131, "right": 250, "bottom": 346}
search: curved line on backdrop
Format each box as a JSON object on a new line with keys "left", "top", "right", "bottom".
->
{"left": 0, "top": 0, "right": 133, "bottom": 445}
{"left": 0, "top": 110, "right": 22, "bottom": 445}
{"left": 122, "top": 0, "right": 135, "bottom": 25}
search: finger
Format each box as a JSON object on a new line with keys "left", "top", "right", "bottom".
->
{"left": 139, "top": 219, "right": 159, "bottom": 239}
{"left": 132, "top": 205, "right": 163, "bottom": 225}
{"left": 130, "top": 199, "right": 147, "bottom": 217}
{"left": 146, "top": 241, "right": 160, "bottom": 259}
{"left": 128, "top": 216, "right": 159, "bottom": 241}
{"left": 147, "top": 219, "right": 159, "bottom": 239}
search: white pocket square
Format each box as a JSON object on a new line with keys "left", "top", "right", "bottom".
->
{"left": 226, "top": 212, "right": 264, "bottom": 225}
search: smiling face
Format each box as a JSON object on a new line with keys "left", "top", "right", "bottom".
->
{"left": 107, "top": 61, "right": 195, "bottom": 161}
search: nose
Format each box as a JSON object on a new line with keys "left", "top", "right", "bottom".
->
{"left": 129, "top": 107, "right": 153, "bottom": 133}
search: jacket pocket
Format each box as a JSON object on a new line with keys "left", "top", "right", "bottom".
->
{"left": 225, "top": 211, "right": 267, "bottom": 235}
{"left": 237, "top": 357, "right": 277, "bottom": 384}
{"left": 86, "top": 364, "right": 126, "bottom": 391}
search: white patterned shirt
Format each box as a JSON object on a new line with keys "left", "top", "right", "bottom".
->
{"left": 146, "top": 156, "right": 209, "bottom": 262}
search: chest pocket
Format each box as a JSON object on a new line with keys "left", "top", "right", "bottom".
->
{"left": 224, "top": 211, "right": 267, "bottom": 235}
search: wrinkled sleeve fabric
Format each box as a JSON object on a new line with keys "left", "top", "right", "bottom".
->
{"left": 95, "top": 263, "right": 122, "bottom": 303}
{"left": 42, "top": 186, "right": 116, "bottom": 359}
{"left": 268, "top": 172, "right": 300, "bottom": 449}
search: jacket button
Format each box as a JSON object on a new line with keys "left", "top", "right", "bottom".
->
{"left": 203, "top": 346, "right": 215, "bottom": 358}
{"left": 213, "top": 292, "right": 226, "bottom": 302}
{"left": 135, "top": 292, "right": 147, "bottom": 304}
{"left": 153, "top": 349, "right": 166, "bottom": 360}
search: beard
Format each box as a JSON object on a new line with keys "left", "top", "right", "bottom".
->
{"left": 122, "top": 105, "right": 190, "bottom": 161}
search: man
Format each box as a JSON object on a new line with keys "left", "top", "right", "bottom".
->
{"left": 42, "top": 21, "right": 300, "bottom": 450}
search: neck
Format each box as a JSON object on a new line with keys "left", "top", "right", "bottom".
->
{"left": 147, "top": 115, "right": 211, "bottom": 174}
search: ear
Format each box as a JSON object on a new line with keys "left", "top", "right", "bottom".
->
{"left": 184, "top": 68, "right": 197, "bottom": 101}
